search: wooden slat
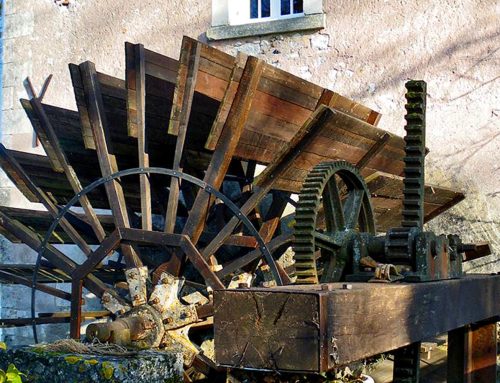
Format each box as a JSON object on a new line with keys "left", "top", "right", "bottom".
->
{"left": 78, "top": 61, "right": 142, "bottom": 268}
{"left": 0, "top": 144, "right": 93, "bottom": 256}
{"left": 356, "top": 132, "right": 391, "bottom": 169}
{"left": 69, "top": 63, "right": 96, "bottom": 150}
{"left": 22, "top": 98, "right": 106, "bottom": 242}
{"left": 126, "top": 43, "right": 152, "bottom": 230}
{"left": 164, "top": 37, "right": 201, "bottom": 233}
{"left": 204, "top": 53, "right": 246, "bottom": 150}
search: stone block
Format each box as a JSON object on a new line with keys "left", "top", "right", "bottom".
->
{"left": 0, "top": 346, "right": 183, "bottom": 383}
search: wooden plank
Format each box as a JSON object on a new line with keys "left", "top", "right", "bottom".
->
{"left": 164, "top": 37, "right": 201, "bottom": 233}
{"left": 78, "top": 61, "right": 142, "bottom": 269}
{"left": 126, "top": 43, "right": 152, "bottom": 230}
{"left": 0, "top": 312, "right": 109, "bottom": 328}
{"left": 119, "top": 228, "right": 184, "bottom": 247}
{"left": 0, "top": 144, "right": 93, "bottom": 256}
{"left": 0, "top": 270, "right": 71, "bottom": 301}
{"left": 202, "top": 106, "right": 335, "bottom": 260}
{"left": 214, "top": 275, "right": 500, "bottom": 372}
{"left": 22, "top": 98, "right": 106, "bottom": 242}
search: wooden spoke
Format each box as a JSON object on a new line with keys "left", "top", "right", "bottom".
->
{"left": 180, "top": 237, "right": 225, "bottom": 290}
{"left": 0, "top": 144, "right": 93, "bottom": 256}
{"left": 164, "top": 37, "right": 201, "bottom": 233}
{"left": 70, "top": 279, "right": 83, "bottom": 339}
{"left": 217, "top": 233, "right": 292, "bottom": 279}
{"left": 154, "top": 55, "right": 264, "bottom": 280}
{"left": 202, "top": 106, "right": 335, "bottom": 260}
{"left": 0, "top": 211, "right": 112, "bottom": 300}
{"left": 22, "top": 97, "right": 106, "bottom": 242}
{"left": 126, "top": 43, "right": 152, "bottom": 230}
{"left": 0, "top": 270, "right": 71, "bottom": 301}
{"left": 78, "top": 61, "right": 142, "bottom": 269}
{"left": 343, "top": 189, "right": 365, "bottom": 230}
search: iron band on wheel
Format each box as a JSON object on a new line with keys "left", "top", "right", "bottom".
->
{"left": 31, "top": 167, "right": 282, "bottom": 343}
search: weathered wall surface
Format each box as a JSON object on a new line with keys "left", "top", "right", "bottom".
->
{"left": 0, "top": 0, "right": 498, "bottom": 342}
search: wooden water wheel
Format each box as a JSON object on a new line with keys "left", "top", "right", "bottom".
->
{"left": 0, "top": 36, "right": 465, "bottom": 379}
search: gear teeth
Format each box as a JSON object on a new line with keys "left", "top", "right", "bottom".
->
{"left": 292, "top": 161, "right": 375, "bottom": 284}
{"left": 402, "top": 80, "right": 426, "bottom": 229}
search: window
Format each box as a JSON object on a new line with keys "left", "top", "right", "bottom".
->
{"left": 230, "top": 0, "right": 304, "bottom": 26}
{"left": 209, "top": 0, "right": 324, "bottom": 40}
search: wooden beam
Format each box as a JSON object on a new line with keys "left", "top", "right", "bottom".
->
{"left": 119, "top": 227, "right": 184, "bottom": 247}
{"left": 69, "top": 63, "right": 96, "bottom": 150}
{"left": 214, "top": 275, "right": 500, "bottom": 372}
{"left": 356, "top": 132, "right": 391, "bottom": 170}
{"left": 0, "top": 144, "right": 93, "bottom": 256}
{"left": 0, "top": 270, "right": 71, "bottom": 301}
{"left": 22, "top": 98, "right": 106, "bottom": 242}
{"left": 201, "top": 106, "right": 335, "bottom": 260}
{"left": 164, "top": 37, "right": 201, "bottom": 233}
{"left": 78, "top": 61, "right": 142, "bottom": 268}
{"left": 0, "top": 312, "right": 109, "bottom": 328}
{"left": 126, "top": 43, "right": 152, "bottom": 230}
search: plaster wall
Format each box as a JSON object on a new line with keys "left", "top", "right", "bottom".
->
{"left": 0, "top": 0, "right": 498, "bottom": 343}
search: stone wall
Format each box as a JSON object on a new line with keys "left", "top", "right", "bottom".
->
{"left": 0, "top": 0, "right": 498, "bottom": 343}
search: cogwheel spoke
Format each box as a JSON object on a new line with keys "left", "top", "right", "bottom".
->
{"left": 343, "top": 189, "right": 365, "bottom": 230}
{"left": 323, "top": 177, "right": 345, "bottom": 231}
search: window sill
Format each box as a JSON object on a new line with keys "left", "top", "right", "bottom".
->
{"left": 207, "top": 13, "right": 325, "bottom": 41}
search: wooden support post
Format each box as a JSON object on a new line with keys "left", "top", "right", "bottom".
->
{"left": 78, "top": 61, "right": 142, "bottom": 269}
{"left": 70, "top": 279, "right": 83, "bottom": 339}
{"left": 448, "top": 319, "right": 498, "bottom": 383}
{"left": 126, "top": 43, "right": 152, "bottom": 231}
{"left": 201, "top": 106, "right": 335, "bottom": 260}
{"left": 164, "top": 37, "right": 201, "bottom": 233}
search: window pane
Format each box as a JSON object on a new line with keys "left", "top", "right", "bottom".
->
{"left": 261, "top": 0, "right": 270, "bottom": 17}
{"left": 281, "top": 0, "right": 291, "bottom": 15}
{"left": 250, "top": 0, "right": 258, "bottom": 18}
{"left": 293, "top": 0, "right": 303, "bottom": 13}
